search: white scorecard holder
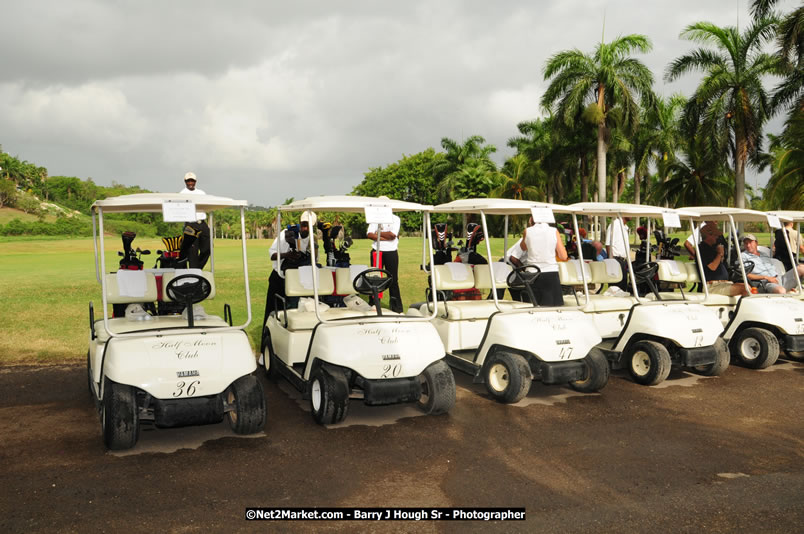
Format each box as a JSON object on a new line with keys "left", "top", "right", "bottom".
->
{"left": 530, "top": 207, "right": 555, "bottom": 224}
{"left": 662, "top": 212, "right": 681, "bottom": 228}
{"left": 766, "top": 214, "right": 781, "bottom": 229}
{"left": 162, "top": 199, "right": 197, "bottom": 222}
{"left": 364, "top": 206, "right": 393, "bottom": 224}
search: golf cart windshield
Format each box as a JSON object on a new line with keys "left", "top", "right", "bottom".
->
{"left": 277, "top": 195, "right": 439, "bottom": 324}
{"left": 681, "top": 207, "right": 800, "bottom": 296}
{"left": 432, "top": 198, "right": 582, "bottom": 311}
{"left": 91, "top": 192, "right": 252, "bottom": 339}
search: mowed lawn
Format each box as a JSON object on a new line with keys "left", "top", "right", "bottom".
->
{"left": 1, "top": 230, "right": 771, "bottom": 364}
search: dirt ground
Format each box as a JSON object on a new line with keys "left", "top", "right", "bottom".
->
{"left": 0, "top": 359, "right": 802, "bottom": 533}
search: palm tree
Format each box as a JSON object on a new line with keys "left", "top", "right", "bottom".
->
{"left": 542, "top": 34, "right": 655, "bottom": 205}
{"left": 492, "top": 154, "right": 544, "bottom": 201}
{"left": 764, "top": 113, "right": 804, "bottom": 209}
{"left": 665, "top": 19, "right": 778, "bottom": 209}
{"left": 432, "top": 135, "right": 496, "bottom": 185}
{"left": 649, "top": 134, "right": 731, "bottom": 207}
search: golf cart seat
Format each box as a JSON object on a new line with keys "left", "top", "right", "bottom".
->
{"left": 281, "top": 266, "right": 392, "bottom": 330}
{"left": 285, "top": 266, "right": 335, "bottom": 296}
{"left": 685, "top": 262, "right": 700, "bottom": 283}
{"left": 589, "top": 259, "right": 624, "bottom": 285}
{"left": 161, "top": 270, "right": 216, "bottom": 301}
{"left": 105, "top": 271, "right": 158, "bottom": 304}
{"left": 558, "top": 259, "right": 592, "bottom": 286}
{"left": 473, "top": 263, "right": 513, "bottom": 289}
{"left": 656, "top": 260, "right": 688, "bottom": 284}
{"left": 334, "top": 265, "right": 371, "bottom": 295}
{"left": 770, "top": 258, "right": 786, "bottom": 278}
{"left": 433, "top": 263, "right": 475, "bottom": 290}
{"left": 416, "top": 300, "right": 531, "bottom": 320}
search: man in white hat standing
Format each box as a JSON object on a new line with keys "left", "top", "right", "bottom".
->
{"left": 178, "top": 172, "right": 210, "bottom": 268}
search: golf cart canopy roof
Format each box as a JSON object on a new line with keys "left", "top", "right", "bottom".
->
{"left": 433, "top": 198, "right": 570, "bottom": 215}
{"left": 679, "top": 206, "right": 792, "bottom": 223}
{"left": 92, "top": 193, "right": 248, "bottom": 213}
{"left": 567, "top": 202, "right": 685, "bottom": 218}
{"left": 769, "top": 210, "right": 804, "bottom": 223}
{"left": 279, "top": 195, "right": 430, "bottom": 213}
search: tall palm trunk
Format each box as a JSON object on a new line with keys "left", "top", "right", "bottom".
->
{"left": 735, "top": 135, "right": 747, "bottom": 209}
{"left": 596, "top": 124, "right": 607, "bottom": 204}
{"left": 634, "top": 171, "right": 641, "bottom": 205}
{"left": 580, "top": 155, "right": 589, "bottom": 203}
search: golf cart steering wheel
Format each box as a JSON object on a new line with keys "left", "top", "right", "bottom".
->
{"left": 165, "top": 274, "right": 212, "bottom": 305}
{"left": 353, "top": 268, "right": 393, "bottom": 316}
{"left": 505, "top": 265, "right": 542, "bottom": 289}
{"left": 353, "top": 268, "right": 394, "bottom": 295}
{"left": 632, "top": 262, "right": 659, "bottom": 281}
{"left": 728, "top": 260, "right": 754, "bottom": 282}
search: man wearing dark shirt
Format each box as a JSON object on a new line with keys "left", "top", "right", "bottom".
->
{"left": 696, "top": 223, "right": 748, "bottom": 296}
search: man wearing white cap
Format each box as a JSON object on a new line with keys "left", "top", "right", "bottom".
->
{"left": 178, "top": 172, "right": 210, "bottom": 268}
{"left": 741, "top": 233, "right": 804, "bottom": 294}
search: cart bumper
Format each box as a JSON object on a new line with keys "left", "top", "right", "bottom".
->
{"left": 677, "top": 345, "right": 718, "bottom": 367}
{"left": 533, "top": 360, "right": 586, "bottom": 384}
{"left": 360, "top": 377, "right": 422, "bottom": 406}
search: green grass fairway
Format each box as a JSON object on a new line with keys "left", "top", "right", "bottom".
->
{"left": 0, "top": 231, "right": 774, "bottom": 364}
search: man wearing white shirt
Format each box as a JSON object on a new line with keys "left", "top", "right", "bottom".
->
{"left": 265, "top": 213, "right": 313, "bottom": 318}
{"left": 177, "top": 172, "right": 210, "bottom": 268}
{"left": 605, "top": 216, "right": 631, "bottom": 291}
{"left": 367, "top": 213, "right": 403, "bottom": 313}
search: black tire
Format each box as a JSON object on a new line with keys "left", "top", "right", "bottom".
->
{"left": 569, "top": 348, "right": 610, "bottom": 392}
{"left": 101, "top": 378, "right": 139, "bottom": 451}
{"left": 310, "top": 367, "right": 350, "bottom": 425}
{"left": 484, "top": 352, "right": 532, "bottom": 403}
{"left": 417, "top": 360, "right": 456, "bottom": 415}
{"left": 731, "top": 327, "right": 779, "bottom": 369}
{"left": 627, "top": 340, "right": 671, "bottom": 386}
{"left": 226, "top": 375, "right": 266, "bottom": 434}
{"left": 693, "top": 338, "right": 730, "bottom": 376}
{"left": 785, "top": 350, "right": 804, "bottom": 362}
{"left": 261, "top": 342, "right": 277, "bottom": 380}
{"left": 86, "top": 351, "right": 95, "bottom": 402}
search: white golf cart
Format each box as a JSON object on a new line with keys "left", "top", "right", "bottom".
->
{"left": 564, "top": 203, "right": 728, "bottom": 386}
{"left": 260, "top": 195, "right": 455, "bottom": 424}
{"left": 406, "top": 199, "right": 608, "bottom": 403}
{"left": 681, "top": 207, "right": 804, "bottom": 367}
{"left": 88, "top": 193, "right": 266, "bottom": 450}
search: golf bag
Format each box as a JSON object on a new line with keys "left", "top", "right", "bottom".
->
{"left": 452, "top": 223, "right": 486, "bottom": 301}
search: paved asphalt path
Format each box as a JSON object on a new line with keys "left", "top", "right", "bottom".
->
{"left": 0, "top": 358, "right": 802, "bottom": 533}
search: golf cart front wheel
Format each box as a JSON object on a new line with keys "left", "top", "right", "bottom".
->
{"left": 693, "top": 338, "right": 730, "bottom": 376}
{"left": 417, "top": 360, "right": 456, "bottom": 415}
{"left": 226, "top": 375, "right": 266, "bottom": 435}
{"left": 101, "top": 378, "right": 139, "bottom": 451}
{"left": 484, "top": 352, "right": 532, "bottom": 404}
{"left": 310, "top": 367, "right": 349, "bottom": 425}
{"left": 731, "top": 328, "right": 779, "bottom": 369}
{"left": 569, "top": 348, "right": 610, "bottom": 393}
{"left": 627, "top": 340, "right": 671, "bottom": 386}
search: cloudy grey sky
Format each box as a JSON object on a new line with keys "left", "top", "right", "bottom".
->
{"left": 0, "top": 0, "right": 793, "bottom": 207}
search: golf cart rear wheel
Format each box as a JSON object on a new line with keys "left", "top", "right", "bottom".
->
{"left": 731, "top": 327, "right": 779, "bottom": 369}
{"left": 484, "top": 352, "right": 532, "bottom": 404}
{"left": 101, "top": 378, "right": 139, "bottom": 451}
{"left": 417, "top": 360, "right": 456, "bottom": 415}
{"left": 226, "top": 375, "right": 266, "bottom": 435}
{"left": 569, "top": 348, "right": 610, "bottom": 393}
{"left": 310, "top": 367, "right": 349, "bottom": 425}
{"left": 627, "top": 340, "right": 671, "bottom": 386}
{"left": 693, "top": 338, "right": 730, "bottom": 376}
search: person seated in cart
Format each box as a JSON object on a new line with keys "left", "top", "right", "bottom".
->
{"left": 695, "top": 222, "right": 749, "bottom": 297}
{"left": 265, "top": 211, "right": 315, "bottom": 316}
{"left": 742, "top": 233, "right": 804, "bottom": 294}
{"left": 519, "top": 218, "right": 568, "bottom": 306}
{"left": 773, "top": 221, "right": 804, "bottom": 272}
